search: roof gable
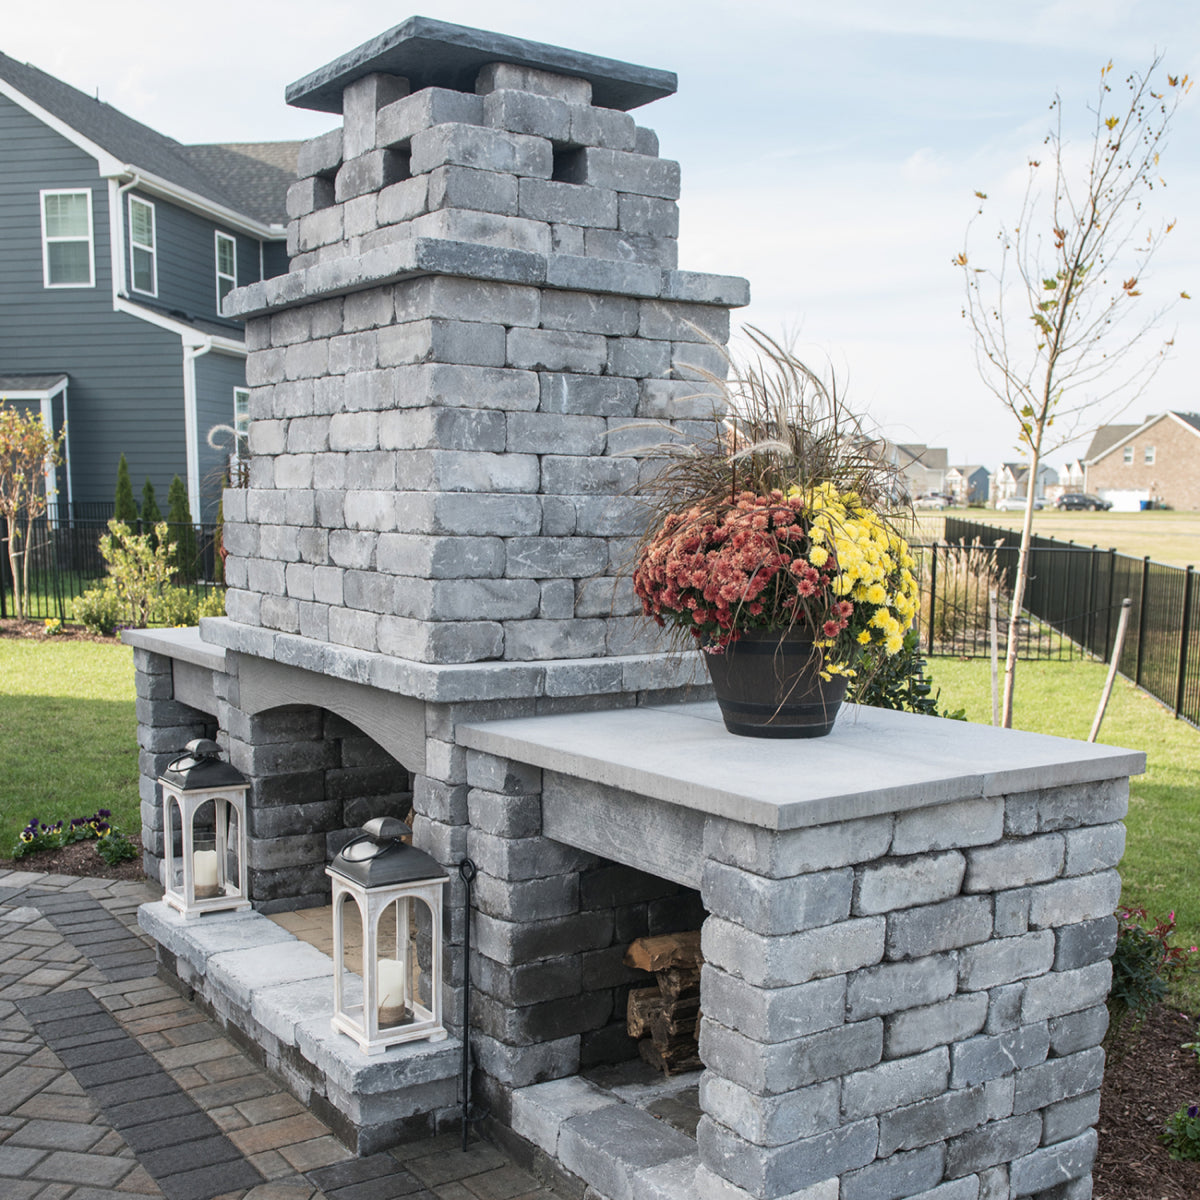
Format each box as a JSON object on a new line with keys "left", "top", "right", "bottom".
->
{"left": 0, "top": 52, "right": 295, "bottom": 227}
{"left": 1083, "top": 423, "right": 1139, "bottom": 462}
{"left": 1085, "top": 411, "right": 1200, "bottom": 464}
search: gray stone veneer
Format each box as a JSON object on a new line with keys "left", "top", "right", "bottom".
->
{"left": 218, "top": 29, "right": 748, "bottom": 669}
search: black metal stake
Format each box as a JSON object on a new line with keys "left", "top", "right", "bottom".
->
{"left": 459, "top": 857, "right": 477, "bottom": 1152}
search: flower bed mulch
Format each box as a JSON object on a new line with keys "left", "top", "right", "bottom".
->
{"left": 12, "top": 835, "right": 146, "bottom": 882}
{"left": 0, "top": 617, "right": 121, "bottom": 644}
{"left": 1095, "top": 1003, "right": 1200, "bottom": 1198}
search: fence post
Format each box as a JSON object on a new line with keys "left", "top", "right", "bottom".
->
{"left": 1103, "top": 548, "right": 1117, "bottom": 662}
{"left": 1085, "top": 545, "right": 1098, "bottom": 655}
{"left": 1135, "top": 556, "right": 1150, "bottom": 686}
{"left": 927, "top": 544, "right": 939, "bottom": 656}
{"left": 1176, "top": 565, "right": 1194, "bottom": 719}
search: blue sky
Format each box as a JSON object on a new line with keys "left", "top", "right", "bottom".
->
{"left": 9, "top": 1, "right": 1200, "bottom": 473}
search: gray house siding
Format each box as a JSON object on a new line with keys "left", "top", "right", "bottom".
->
{"left": 1, "top": 94, "right": 112, "bottom": 310}
{"left": 3, "top": 310, "right": 187, "bottom": 509}
{"left": 195, "top": 349, "right": 247, "bottom": 522}
{"left": 2, "top": 88, "right": 288, "bottom": 526}
{"left": 135, "top": 193, "right": 262, "bottom": 326}
{"left": 262, "top": 239, "right": 290, "bottom": 279}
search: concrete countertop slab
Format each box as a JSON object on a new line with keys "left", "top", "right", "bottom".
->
{"left": 457, "top": 702, "right": 1145, "bottom": 831}
{"left": 122, "top": 626, "right": 227, "bottom": 672}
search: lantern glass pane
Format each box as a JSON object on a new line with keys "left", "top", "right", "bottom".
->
{"left": 377, "top": 897, "right": 417, "bottom": 1029}
{"left": 190, "top": 798, "right": 219, "bottom": 896}
{"left": 167, "top": 796, "right": 184, "bottom": 892}
{"left": 224, "top": 803, "right": 242, "bottom": 896}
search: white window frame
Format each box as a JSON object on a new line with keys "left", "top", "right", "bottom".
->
{"left": 215, "top": 232, "right": 237, "bottom": 312}
{"left": 128, "top": 195, "right": 157, "bottom": 296}
{"left": 233, "top": 387, "right": 250, "bottom": 457}
{"left": 1144, "top": 445, "right": 1156, "bottom": 465}
{"left": 1123, "top": 446, "right": 1134, "bottom": 464}
{"left": 40, "top": 188, "right": 95, "bottom": 288}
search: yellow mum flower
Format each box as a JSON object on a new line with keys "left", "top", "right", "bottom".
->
{"left": 809, "top": 546, "right": 830, "bottom": 567}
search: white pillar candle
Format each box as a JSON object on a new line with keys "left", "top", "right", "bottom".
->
{"left": 378, "top": 957, "right": 409, "bottom": 1025}
{"left": 193, "top": 849, "right": 219, "bottom": 897}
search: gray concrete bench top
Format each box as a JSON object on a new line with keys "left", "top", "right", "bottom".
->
{"left": 286, "top": 15, "right": 677, "bottom": 114}
{"left": 123, "top": 626, "right": 227, "bottom": 672}
{"left": 457, "top": 702, "right": 1145, "bottom": 831}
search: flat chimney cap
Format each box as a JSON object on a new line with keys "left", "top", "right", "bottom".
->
{"left": 286, "top": 15, "right": 677, "bottom": 114}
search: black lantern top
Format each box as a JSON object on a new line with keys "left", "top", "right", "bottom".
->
{"left": 329, "top": 817, "right": 448, "bottom": 888}
{"left": 161, "top": 739, "right": 247, "bottom": 791}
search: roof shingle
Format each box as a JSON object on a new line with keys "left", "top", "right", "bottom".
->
{"left": 0, "top": 52, "right": 296, "bottom": 227}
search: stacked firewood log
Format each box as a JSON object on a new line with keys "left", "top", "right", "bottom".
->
{"left": 624, "top": 931, "right": 703, "bottom": 1075}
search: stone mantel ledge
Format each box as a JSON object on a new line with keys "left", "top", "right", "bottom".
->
{"left": 456, "top": 702, "right": 1146, "bottom": 831}
{"left": 222, "top": 236, "right": 750, "bottom": 320}
{"left": 194, "top": 616, "right": 706, "bottom": 703}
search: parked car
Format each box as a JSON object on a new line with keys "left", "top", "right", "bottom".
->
{"left": 1055, "top": 493, "right": 1112, "bottom": 511}
{"left": 914, "top": 493, "right": 951, "bottom": 509}
{"left": 995, "top": 496, "right": 1045, "bottom": 511}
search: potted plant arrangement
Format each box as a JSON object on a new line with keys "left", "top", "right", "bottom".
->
{"left": 631, "top": 329, "right": 919, "bottom": 738}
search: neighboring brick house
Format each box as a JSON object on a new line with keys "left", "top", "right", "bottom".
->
{"left": 1084, "top": 411, "right": 1200, "bottom": 510}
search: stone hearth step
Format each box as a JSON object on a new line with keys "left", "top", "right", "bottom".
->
{"left": 139, "top": 901, "right": 460, "bottom": 1154}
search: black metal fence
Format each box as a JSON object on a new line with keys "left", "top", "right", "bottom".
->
{"left": 937, "top": 517, "right": 1199, "bottom": 726}
{"left": 0, "top": 503, "right": 219, "bottom": 622}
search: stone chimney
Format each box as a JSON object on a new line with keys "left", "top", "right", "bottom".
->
{"left": 216, "top": 16, "right": 748, "bottom": 687}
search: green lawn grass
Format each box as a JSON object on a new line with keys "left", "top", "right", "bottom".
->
{"left": 929, "top": 655, "right": 1200, "bottom": 1011}
{"left": 0, "top": 639, "right": 139, "bottom": 854}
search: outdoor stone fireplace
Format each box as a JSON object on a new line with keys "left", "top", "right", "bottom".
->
{"left": 127, "top": 17, "right": 1140, "bottom": 1200}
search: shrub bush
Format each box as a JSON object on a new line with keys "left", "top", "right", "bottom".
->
{"left": 1106, "top": 907, "right": 1195, "bottom": 1056}
{"left": 849, "top": 629, "right": 965, "bottom": 719}
{"left": 74, "top": 587, "right": 122, "bottom": 636}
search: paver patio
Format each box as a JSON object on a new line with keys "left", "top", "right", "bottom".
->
{"left": 0, "top": 867, "right": 563, "bottom": 1200}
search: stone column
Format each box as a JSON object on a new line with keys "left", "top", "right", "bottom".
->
{"left": 694, "top": 781, "right": 1124, "bottom": 1200}
{"left": 132, "top": 647, "right": 215, "bottom": 884}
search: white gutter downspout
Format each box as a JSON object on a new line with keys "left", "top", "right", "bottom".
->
{"left": 112, "top": 171, "right": 142, "bottom": 304}
{"left": 182, "top": 339, "right": 213, "bottom": 523}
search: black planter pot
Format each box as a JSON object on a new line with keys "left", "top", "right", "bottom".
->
{"left": 703, "top": 629, "right": 849, "bottom": 738}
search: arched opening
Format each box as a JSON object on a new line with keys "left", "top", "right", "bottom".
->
{"left": 238, "top": 704, "right": 413, "bottom": 910}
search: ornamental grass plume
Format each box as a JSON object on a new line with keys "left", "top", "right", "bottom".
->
{"left": 628, "top": 329, "right": 918, "bottom": 678}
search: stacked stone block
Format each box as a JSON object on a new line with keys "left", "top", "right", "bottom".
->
{"left": 222, "top": 53, "right": 748, "bottom": 667}
{"left": 135, "top": 649, "right": 413, "bottom": 912}
{"left": 283, "top": 63, "right": 678, "bottom": 273}
{"left": 693, "top": 779, "right": 1125, "bottom": 1200}
{"left": 133, "top": 648, "right": 217, "bottom": 884}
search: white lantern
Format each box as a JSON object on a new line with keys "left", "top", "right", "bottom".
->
{"left": 160, "top": 739, "right": 251, "bottom": 918}
{"left": 327, "top": 817, "right": 448, "bottom": 1055}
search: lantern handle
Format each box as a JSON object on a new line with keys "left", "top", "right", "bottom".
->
{"left": 361, "top": 816, "right": 412, "bottom": 842}
{"left": 165, "top": 737, "right": 224, "bottom": 773}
